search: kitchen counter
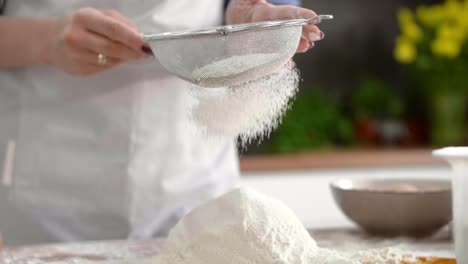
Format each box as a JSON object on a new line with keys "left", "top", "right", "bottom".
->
{"left": 237, "top": 158, "right": 455, "bottom": 259}
{"left": 1, "top": 150, "right": 455, "bottom": 263}
{"left": 0, "top": 240, "right": 164, "bottom": 264}
{"left": 240, "top": 165, "right": 452, "bottom": 228}
{"left": 240, "top": 149, "right": 444, "bottom": 172}
{"left": 0, "top": 228, "right": 453, "bottom": 263}
{"left": 310, "top": 228, "right": 454, "bottom": 258}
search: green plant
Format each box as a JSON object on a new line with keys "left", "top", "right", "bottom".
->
{"left": 269, "top": 88, "right": 355, "bottom": 153}
{"left": 352, "top": 79, "right": 404, "bottom": 120}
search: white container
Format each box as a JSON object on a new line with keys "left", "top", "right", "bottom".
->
{"left": 433, "top": 147, "right": 468, "bottom": 263}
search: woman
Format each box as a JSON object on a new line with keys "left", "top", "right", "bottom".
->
{"left": 0, "top": 0, "right": 322, "bottom": 245}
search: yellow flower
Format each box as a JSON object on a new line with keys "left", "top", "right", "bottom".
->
{"left": 398, "top": 7, "right": 414, "bottom": 26}
{"left": 464, "top": 0, "right": 468, "bottom": 12}
{"left": 438, "top": 23, "right": 465, "bottom": 41}
{"left": 416, "top": 5, "right": 445, "bottom": 27}
{"left": 398, "top": 8, "right": 422, "bottom": 42}
{"left": 444, "top": 0, "right": 463, "bottom": 20}
{"left": 402, "top": 21, "right": 423, "bottom": 42}
{"left": 456, "top": 1, "right": 468, "bottom": 29}
{"left": 431, "top": 37, "right": 462, "bottom": 58}
{"left": 394, "top": 36, "right": 417, "bottom": 64}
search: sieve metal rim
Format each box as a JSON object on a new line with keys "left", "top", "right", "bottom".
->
{"left": 142, "top": 14, "right": 333, "bottom": 41}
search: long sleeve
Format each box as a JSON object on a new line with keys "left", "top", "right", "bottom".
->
{"left": 268, "top": 0, "right": 301, "bottom": 5}
{"left": 224, "top": 0, "right": 301, "bottom": 10}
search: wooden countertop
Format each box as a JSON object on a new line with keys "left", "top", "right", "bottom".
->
{"left": 240, "top": 149, "right": 446, "bottom": 172}
{"left": 1, "top": 229, "right": 454, "bottom": 263}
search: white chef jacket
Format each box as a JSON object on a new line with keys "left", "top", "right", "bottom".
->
{"left": 0, "top": 0, "right": 239, "bottom": 246}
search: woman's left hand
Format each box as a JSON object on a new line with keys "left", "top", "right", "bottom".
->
{"left": 226, "top": 0, "right": 323, "bottom": 53}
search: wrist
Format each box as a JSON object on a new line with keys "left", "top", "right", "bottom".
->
{"left": 35, "top": 17, "right": 60, "bottom": 66}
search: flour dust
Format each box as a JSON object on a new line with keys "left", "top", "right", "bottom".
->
{"left": 148, "top": 188, "right": 321, "bottom": 264}
{"left": 191, "top": 62, "right": 299, "bottom": 146}
{"left": 134, "top": 188, "right": 419, "bottom": 264}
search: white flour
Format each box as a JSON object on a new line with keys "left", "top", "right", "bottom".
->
{"left": 152, "top": 188, "right": 321, "bottom": 264}
{"left": 192, "top": 53, "right": 283, "bottom": 79}
{"left": 346, "top": 247, "right": 417, "bottom": 264}
{"left": 191, "top": 62, "right": 299, "bottom": 145}
{"left": 135, "top": 188, "right": 420, "bottom": 264}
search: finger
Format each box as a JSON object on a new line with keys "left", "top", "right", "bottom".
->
{"left": 73, "top": 49, "right": 122, "bottom": 67}
{"left": 76, "top": 29, "right": 145, "bottom": 61}
{"left": 102, "top": 10, "right": 139, "bottom": 32}
{"left": 297, "top": 38, "right": 312, "bottom": 53}
{"left": 75, "top": 8, "right": 145, "bottom": 53}
{"left": 302, "top": 24, "right": 323, "bottom": 42}
{"left": 273, "top": 7, "right": 322, "bottom": 42}
{"left": 304, "top": 24, "right": 320, "bottom": 36}
{"left": 257, "top": 5, "right": 323, "bottom": 44}
{"left": 68, "top": 58, "right": 119, "bottom": 76}
{"left": 78, "top": 64, "right": 117, "bottom": 76}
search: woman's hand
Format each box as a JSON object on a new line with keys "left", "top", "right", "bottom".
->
{"left": 45, "top": 8, "right": 148, "bottom": 76}
{"left": 226, "top": 0, "right": 323, "bottom": 53}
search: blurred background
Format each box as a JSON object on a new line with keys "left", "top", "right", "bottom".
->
{"left": 240, "top": 0, "right": 466, "bottom": 230}
{"left": 241, "top": 0, "right": 468, "bottom": 156}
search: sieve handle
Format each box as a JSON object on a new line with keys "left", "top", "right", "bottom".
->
{"left": 306, "top": 14, "right": 334, "bottom": 24}
{"left": 141, "top": 14, "right": 334, "bottom": 42}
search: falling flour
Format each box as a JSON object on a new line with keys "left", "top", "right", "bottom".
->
{"left": 134, "top": 188, "right": 419, "bottom": 264}
{"left": 191, "top": 62, "right": 299, "bottom": 145}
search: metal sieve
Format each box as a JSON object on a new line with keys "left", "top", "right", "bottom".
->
{"left": 142, "top": 14, "right": 333, "bottom": 88}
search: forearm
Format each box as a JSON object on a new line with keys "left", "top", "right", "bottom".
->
{"left": 0, "top": 17, "right": 56, "bottom": 68}
{"left": 269, "top": 0, "right": 301, "bottom": 5}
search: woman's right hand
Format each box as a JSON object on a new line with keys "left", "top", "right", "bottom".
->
{"left": 44, "top": 8, "right": 149, "bottom": 76}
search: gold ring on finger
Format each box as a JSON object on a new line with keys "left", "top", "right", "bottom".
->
{"left": 97, "top": 53, "right": 108, "bottom": 66}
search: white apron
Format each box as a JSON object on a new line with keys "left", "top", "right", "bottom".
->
{"left": 0, "top": 0, "right": 239, "bottom": 245}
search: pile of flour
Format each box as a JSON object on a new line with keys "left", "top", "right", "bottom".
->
{"left": 152, "top": 188, "right": 330, "bottom": 264}
{"left": 137, "top": 188, "right": 419, "bottom": 264}
{"left": 191, "top": 62, "right": 299, "bottom": 145}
